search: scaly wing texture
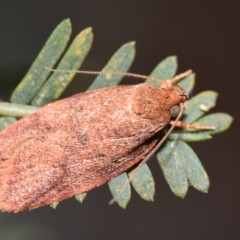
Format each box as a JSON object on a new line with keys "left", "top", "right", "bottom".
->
{"left": 0, "top": 84, "right": 169, "bottom": 212}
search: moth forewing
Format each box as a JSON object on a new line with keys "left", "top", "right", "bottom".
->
{"left": 0, "top": 69, "right": 214, "bottom": 212}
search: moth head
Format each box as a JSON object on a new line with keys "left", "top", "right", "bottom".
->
{"left": 161, "top": 81, "right": 188, "bottom": 106}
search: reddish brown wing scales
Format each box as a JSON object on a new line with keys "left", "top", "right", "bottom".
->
{"left": 0, "top": 83, "right": 173, "bottom": 212}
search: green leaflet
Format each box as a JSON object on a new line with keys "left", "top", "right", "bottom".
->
{"left": 129, "top": 163, "right": 155, "bottom": 201}
{"left": 108, "top": 172, "right": 131, "bottom": 209}
{"left": 145, "top": 56, "right": 177, "bottom": 87}
{"left": 32, "top": 27, "right": 93, "bottom": 107}
{"left": 0, "top": 102, "right": 38, "bottom": 118}
{"left": 157, "top": 140, "right": 210, "bottom": 197}
{"left": 183, "top": 91, "right": 218, "bottom": 123}
{"left": 157, "top": 141, "right": 188, "bottom": 198}
{"left": 75, "top": 193, "right": 87, "bottom": 203}
{"left": 88, "top": 42, "right": 136, "bottom": 90}
{"left": 0, "top": 117, "right": 17, "bottom": 131}
{"left": 10, "top": 19, "right": 72, "bottom": 104}
{"left": 49, "top": 202, "right": 59, "bottom": 209}
{"left": 177, "top": 141, "right": 210, "bottom": 193}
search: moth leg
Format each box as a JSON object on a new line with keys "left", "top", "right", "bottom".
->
{"left": 170, "top": 121, "right": 215, "bottom": 130}
{"left": 170, "top": 70, "right": 192, "bottom": 83}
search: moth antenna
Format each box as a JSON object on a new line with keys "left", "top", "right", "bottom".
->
{"left": 44, "top": 67, "right": 166, "bottom": 84}
{"left": 109, "top": 102, "right": 185, "bottom": 205}
{"left": 169, "top": 70, "right": 192, "bottom": 84}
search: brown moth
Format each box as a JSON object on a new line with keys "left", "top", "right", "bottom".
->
{"left": 0, "top": 69, "right": 213, "bottom": 212}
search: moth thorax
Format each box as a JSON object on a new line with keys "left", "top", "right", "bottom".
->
{"left": 131, "top": 85, "right": 173, "bottom": 120}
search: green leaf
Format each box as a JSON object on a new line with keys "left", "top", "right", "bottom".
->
{"left": 0, "top": 117, "right": 17, "bottom": 131}
{"left": 32, "top": 27, "right": 93, "bottom": 107}
{"left": 88, "top": 42, "right": 136, "bottom": 90}
{"left": 75, "top": 193, "right": 87, "bottom": 203}
{"left": 0, "top": 102, "right": 38, "bottom": 118}
{"left": 49, "top": 202, "right": 59, "bottom": 209}
{"left": 10, "top": 19, "right": 72, "bottom": 104}
{"left": 157, "top": 141, "right": 188, "bottom": 198}
{"left": 175, "top": 141, "right": 209, "bottom": 193}
{"left": 108, "top": 172, "right": 131, "bottom": 209}
{"left": 178, "top": 73, "right": 195, "bottom": 95}
{"left": 169, "top": 132, "right": 212, "bottom": 142}
{"left": 128, "top": 163, "right": 155, "bottom": 201}
{"left": 183, "top": 91, "right": 218, "bottom": 123}
{"left": 145, "top": 56, "right": 177, "bottom": 87}
{"left": 158, "top": 140, "right": 209, "bottom": 195}
{"left": 193, "top": 113, "right": 233, "bottom": 135}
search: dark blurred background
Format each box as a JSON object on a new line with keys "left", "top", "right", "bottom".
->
{"left": 0, "top": 1, "right": 239, "bottom": 240}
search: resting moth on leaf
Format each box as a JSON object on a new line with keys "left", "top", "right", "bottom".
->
{"left": 0, "top": 69, "right": 213, "bottom": 212}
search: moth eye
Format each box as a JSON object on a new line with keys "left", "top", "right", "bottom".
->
{"left": 171, "top": 105, "right": 180, "bottom": 118}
